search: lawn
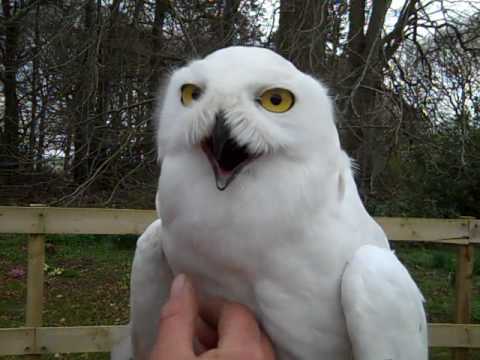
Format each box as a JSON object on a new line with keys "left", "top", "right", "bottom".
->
{"left": 0, "top": 234, "right": 134, "bottom": 360}
{"left": 0, "top": 234, "right": 479, "bottom": 359}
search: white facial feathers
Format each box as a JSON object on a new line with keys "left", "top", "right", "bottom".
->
{"left": 155, "top": 46, "right": 341, "bottom": 165}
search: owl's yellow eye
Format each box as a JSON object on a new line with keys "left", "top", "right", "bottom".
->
{"left": 258, "top": 88, "right": 295, "bottom": 113}
{"left": 181, "top": 84, "right": 202, "bottom": 105}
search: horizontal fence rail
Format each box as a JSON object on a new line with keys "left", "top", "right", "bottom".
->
{"left": 0, "top": 206, "right": 478, "bottom": 242}
{"left": 0, "top": 326, "right": 128, "bottom": 355}
{"left": 0, "top": 206, "right": 157, "bottom": 235}
{"left": 0, "top": 324, "right": 479, "bottom": 356}
{"left": 0, "top": 206, "right": 479, "bottom": 357}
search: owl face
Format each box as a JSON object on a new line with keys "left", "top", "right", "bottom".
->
{"left": 156, "top": 46, "right": 339, "bottom": 190}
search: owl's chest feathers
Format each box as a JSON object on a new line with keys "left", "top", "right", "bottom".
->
{"left": 163, "top": 191, "right": 312, "bottom": 275}
{"left": 159, "top": 151, "right": 345, "bottom": 297}
{"left": 158, "top": 155, "right": 356, "bottom": 358}
{"left": 160, "top": 185, "right": 341, "bottom": 303}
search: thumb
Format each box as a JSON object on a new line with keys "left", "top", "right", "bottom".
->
{"left": 150, "top": 274, "right": 197, "bottom": 359}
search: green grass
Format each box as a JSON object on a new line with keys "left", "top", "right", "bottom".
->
{"left": 0, "top": 234, "right": 135, "bottom": 359}
{"left": 0, "top": 236, "right": 479, "bottom": 359}
{"left": 392, "top": 242, "right": 480, "bottom": 360}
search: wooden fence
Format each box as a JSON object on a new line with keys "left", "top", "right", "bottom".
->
{"left": 0, "top": 206, "right": 479, "bottom": 358}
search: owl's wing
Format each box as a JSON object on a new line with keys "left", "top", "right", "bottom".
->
{"left": 111, "top": 219, "right": 173, "bottom": 360}
{"left": 341, "top": 245, "right": 428, "bottom": 360}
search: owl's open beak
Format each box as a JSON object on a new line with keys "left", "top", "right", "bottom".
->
{"left": 201, "top": 113, "right": 255, "bottom": 191}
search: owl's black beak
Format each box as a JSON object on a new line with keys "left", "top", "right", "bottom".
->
{"left": 202, "top": 113, "right": 255, "bottom": 190}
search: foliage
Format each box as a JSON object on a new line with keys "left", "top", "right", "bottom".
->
{"left": 371, "top": 118, "right": 480, "bottom": 218}
{"left": 44, "top": 263, "right": 65, "bottom": 277}
{"left": 0, "top": 1, "right": 479, "bottom": 217}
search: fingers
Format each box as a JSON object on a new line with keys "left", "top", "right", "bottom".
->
{"left": 150, "top": 277, "right": 276, "bottom": 360}
{"left": 201, "top": 300, "right": 262, "bottom": 349}
{"left": 195, "top": 316, "right": 218, "bottom": 350}
{"left": 259, "top": 333, "right": 276, "bottom": 360}
{"left": 218, "top": 303, "right": 263, "bottom": 349}
{"left": 200, "top": 300, "right": 276, "bottom": 359}
{"left": 150, "top": 274, "right": 197, "bottom": 359}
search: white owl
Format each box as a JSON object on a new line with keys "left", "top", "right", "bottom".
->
{"left": 116, "top": 46, "right": 428, "bottom": 360}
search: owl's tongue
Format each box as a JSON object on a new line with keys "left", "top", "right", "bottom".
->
{"left": 202, "top": 113, "right": 255, "bottom": 191}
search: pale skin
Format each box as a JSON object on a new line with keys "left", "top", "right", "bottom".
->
{"left": 150, "top": 274, "right": 276, "bottom": 360}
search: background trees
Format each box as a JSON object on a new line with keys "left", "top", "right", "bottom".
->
{"left": 0, "top": 0, "right": 479, "bottom": 217}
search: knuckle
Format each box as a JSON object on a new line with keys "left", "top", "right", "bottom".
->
{"left": 159, "top": 301, "right": 182, "bottom": 322}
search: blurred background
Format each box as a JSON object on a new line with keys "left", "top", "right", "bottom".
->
{"left": 0, "top": 0, "right": 479, "bottom": 217}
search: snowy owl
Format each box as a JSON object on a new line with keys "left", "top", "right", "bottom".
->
{"left": 117, "top": 46, "right": 428, "bottom": 360}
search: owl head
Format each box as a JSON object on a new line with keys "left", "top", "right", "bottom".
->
{"left": 155, "top": 46, "right": 341, "bottom": 190}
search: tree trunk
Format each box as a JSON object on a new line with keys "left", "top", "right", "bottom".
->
{"left": 73, "top": 0, "right": 96, "bottom": 183}
{"left": 29, "top": 2, "right": 41, "bottom": 170}
{"left": 277, "top": 0, "right": 418, "bottom": 200}
{"left": 277, "top": 0, "right": 330, "bottom": 77}
{"left": 339, "top": 0, "right": 392, "bottom": 197}
{"left": 1, "top": 0, "right": 20, "bottom": 168}
{"left": 221, "top": 0, "right": 241, "bottom": 46}
{"left": 88, "top": 0, "right": 122, "bottom": 185}
{"left": 145, "top": 0, "right": 170, "bottom": 160}
{"left": 148, "top": 0, "right": 170, "bottom": 98}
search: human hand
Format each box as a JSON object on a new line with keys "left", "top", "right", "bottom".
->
{"left": 150, "top": 274, "right": 276, "bottom": 360}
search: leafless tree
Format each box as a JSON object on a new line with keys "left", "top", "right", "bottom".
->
{"left": 0, "top": 0, "right": 479, "bottom": 217}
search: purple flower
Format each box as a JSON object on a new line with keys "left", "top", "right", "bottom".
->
{"left": 8, "top": 267, "right": 26, "bottom": 279}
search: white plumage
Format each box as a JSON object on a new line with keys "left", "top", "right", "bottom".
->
{"left": 113, "top": 46, "right": 428, "bottom": 360}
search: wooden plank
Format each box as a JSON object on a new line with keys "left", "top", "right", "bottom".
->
{"left": 0, "top": 328, "right": 34, "bottom": 355}
{"left": 471, "top": 220, "right": 480, "bottom": 243}
{"left": 0, "top": 206, "right": 157, "bottom": 235}
{"left": 0, "top": 206, "right": 476, "bottom": 243}
{"left": 0, "top": 326, "right": 128, "bottom": 355}
{"left": 455, "top": 246, "right": 475, "bottom": 322}
{"left": 429, "top": 324, "right": 480, "bottom": 349}
{"left": 26, "top": 234, "right": 45, "bottom": 328}
{"left": 37, "top": 325, "right": 129, "bottom": 354}
{"left": 375, "top": 217, "right": 472, "bottom": 243}
{"left": 1, "top": 324, "right": 479, "bottom": 355}
{"left": 453, "top": 244, "right": 475, "bottom": 360}
{"left": 25, "top": 233, "right": 46, "bottom": 360}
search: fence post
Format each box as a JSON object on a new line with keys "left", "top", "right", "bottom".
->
{"left": 453, "top": 218, "right": 476, "bottom": 360}
{"left": 25, "top": 233, "right": 45, "bottom": 358}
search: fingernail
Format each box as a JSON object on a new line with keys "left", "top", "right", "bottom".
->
{"left": 170, "top": 274, "right": 186, "bottom": 298}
